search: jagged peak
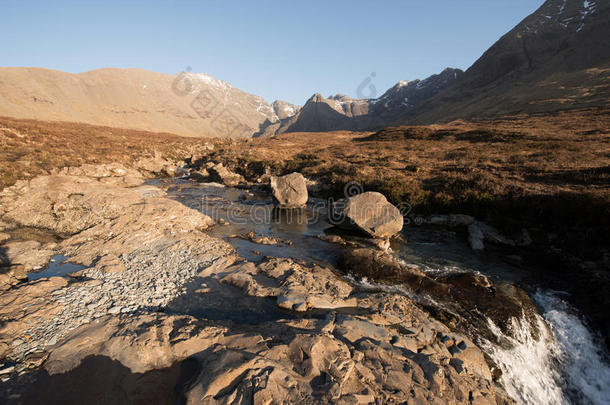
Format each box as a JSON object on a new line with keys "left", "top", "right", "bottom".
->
{"left": 306, "top": 93, "right": 326, "bottom": 103}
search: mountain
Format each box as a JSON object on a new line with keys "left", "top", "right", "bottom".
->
{"left": 0, "top": 67, "right": 294, "bottom": 138}
{"left": 271, "top": 100, "right": 299, "bottom": 120}
{"left": 256, "top": 68, "right": 463, "bottom": 136}
{"left": 410, "top": 0, "right": 610, "bottom": 123}
{"left": 2, "top": 0, "right": 606, "bottom": 138}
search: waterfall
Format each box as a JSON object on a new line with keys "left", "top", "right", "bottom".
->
{"left": 484, "top": 290, "right": 610, "bottom": 405}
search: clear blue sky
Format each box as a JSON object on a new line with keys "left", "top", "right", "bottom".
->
{"left": 1, "top": 0, "right": 544, "bottom": 105}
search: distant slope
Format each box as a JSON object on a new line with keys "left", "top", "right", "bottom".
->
{"left": 256, "top": 68, "right": 462, "bottom": 136}
{"left": 4, "top": 0, "right": 607, "bottom": 138}
{"left": 410, "top": 0, "right": 610, "bottom": 123}
{"left": 0, "top": 67, "right": 294, "bottom": 138}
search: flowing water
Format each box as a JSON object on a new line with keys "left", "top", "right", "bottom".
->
{"left": 153, "top": 179, "right": 610, "bottom": 405}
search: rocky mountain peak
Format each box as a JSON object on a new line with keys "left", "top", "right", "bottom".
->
{"left": 271, "top": 100, "right": 299, "bottom": 120}
{"left": 521, "top": 0, "right": 601, "bottom": 34}
{"left": 264, "top": 67, "right": 463, "bottom": 135}
{"left": 410, "top": 0, "right": 610, "bottom": 123}
{"left": 307, "top": 93, "right": 326, "bottom": 103}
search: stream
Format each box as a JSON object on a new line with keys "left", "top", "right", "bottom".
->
{"left": 152, "top": 178, "right": 610, "bottom": 405}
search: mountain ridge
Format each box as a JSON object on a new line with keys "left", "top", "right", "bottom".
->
{"left": 1, "top": 0, "right": 608, "bottom": 137}
{"left": 0, "top": 67, "right": 294, "bottom": 138}
{"left": 407, "top": 0, "right": 610, "bottom": 123}
{"left": 254, "top": 67, "right": 463, "bottom": 136}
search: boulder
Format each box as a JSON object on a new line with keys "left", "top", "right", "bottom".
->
{"left": 468, "top": 220, "right": 515, "bottom": 251}
{"left": 135, "top": 156, "right": 178, "bottom": 177}
{"left": 208, "top": 163, "right": 244, "bottom": 187}
{"left": 269, "top": 172, "right": 308, "bottom": 208}
{"left": 334, "top": 192, "right": 403, "bottom": 238}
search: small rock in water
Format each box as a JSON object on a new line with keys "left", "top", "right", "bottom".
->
{"left": 449, "top": 214, "right": 475, "bottom": 227}
{"left": 231, "top": 231, "right": 292, "bottom": 246}
{"left": 317, "top": 234, "right": 347, "bottom": 245}
{"left": 468, "top": 220, "right": 515, "bottom": 251}
{"left": 426, "top": 215, "right": 449, "bottom": 226}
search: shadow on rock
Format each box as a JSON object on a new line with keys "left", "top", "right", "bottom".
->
{"left": 164, "top": 276, "right": 297, "bottom": 325}
{"left": 0, "top": 354, "right": 200, "bottom": 405}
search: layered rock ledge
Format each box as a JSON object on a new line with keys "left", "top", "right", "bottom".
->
{"left": 0, "top": 165, "right": 512, "bottom": 404}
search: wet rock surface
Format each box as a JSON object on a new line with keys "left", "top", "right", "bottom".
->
{"left": 0, "top": 171, "right": 229, "bottom": 362}
{"left": 0, "top": 166, "right": 514, "bottom": 404}
{"left": 0, "top": 240, "right": 56, "bottom": 289}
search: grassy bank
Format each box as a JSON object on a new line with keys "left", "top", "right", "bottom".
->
{"left": 0, "top": 116, "right": 207, "bottom": 190}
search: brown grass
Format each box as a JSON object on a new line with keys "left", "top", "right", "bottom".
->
{"left": 1, "top": 110, "right": 609, "bottom": 258}
{"left": 0, "top": 116, "right": 211, "bottom": 189}
{"left": 203, "top": 109, "right": 610, "bottom": 258}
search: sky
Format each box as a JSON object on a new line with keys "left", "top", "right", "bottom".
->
{"left": 0, "top": 0, "right": 545, "bottom": 105}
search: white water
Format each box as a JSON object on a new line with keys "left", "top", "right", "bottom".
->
{"left": 535, "top": 290, "right": 610, "bottom": 405}
{"left": 484, "top": 290, "right": 610, "bottom": 405}
{"left": 353, "top": 253, "right": 610, "bottom": 404}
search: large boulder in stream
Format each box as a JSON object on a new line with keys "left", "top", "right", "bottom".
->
{"left": 334, "top": 192, "right": 403, "bottom": 238}
{"left": 270, "top": 172, "right": 308, "bottom": 208}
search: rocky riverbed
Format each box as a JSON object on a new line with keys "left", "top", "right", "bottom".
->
{"left": 0, "top": 163, "right": 608, "bottom": 404}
